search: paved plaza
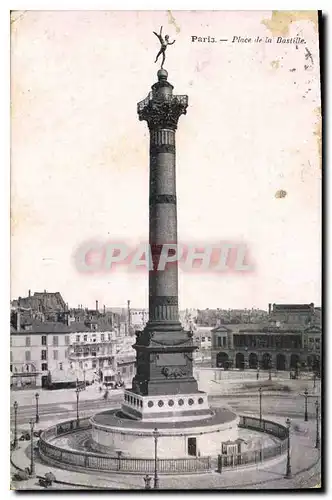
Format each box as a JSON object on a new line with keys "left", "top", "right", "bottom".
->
{"left": 10, "top": 369, "right": 321, "bottom": 490}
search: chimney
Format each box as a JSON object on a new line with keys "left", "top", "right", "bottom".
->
{"left": 268, "top": 303, "right": 271, "bottom": 315}
{"left": 44, "top": 289, "right": 46, "bottom": 293}
{"left": 127, "top": 300, "right": 131, "bottom": 328}
{"left": 96, "top": 300, "right": 99, "bottom": 312}
{"left": 28, "top": 290, "right": 31, "bottom": 297}
{"left": 16, "top": 310, "right": 21, "bottom": 331}
{"left": 103, "top": 304, "right": 106, "bottom": 315}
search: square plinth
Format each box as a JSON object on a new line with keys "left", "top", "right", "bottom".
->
{"left": 121, "top": 390, "right": 211, "bottom": 422}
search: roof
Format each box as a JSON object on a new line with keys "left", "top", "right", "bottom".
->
{"left": 272, "top": 303, "right": 314, "bottom": 311}
{"left": 11, "top": 319, "right": 117, "bottom": 335}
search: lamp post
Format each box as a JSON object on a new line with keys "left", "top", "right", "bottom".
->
{"left": 13, "top": 401, "right": 18, "bottom": 449}
{"left": 35, "top": 392, "right": 40, "bottom": 424}
{"left": 268, "top": 358, "right": 272, "bottom": 381}
{"left": 315, "top": 400, "right": 320, "bottom": 449}
{"left": 83, "top": 369, "right": 86, "bottom": 389}
{"left": 258, "top": 387, "right": 262, "bottom": 426}
{"left": 75, "top": 387, "right": 80, "bottom": 426}
{"left": 313, "top": 373, "right": 316, "bottom": 389}
{"left": 29, "top": 419, "right": 35, "bottom": 476}
{"left": 153, "top": 427, "right": 159, "bottom": 489}
{"left": 285, "top": 417, "right": 292, "bottom": 479}
{"left": 303, "top": 388, "right": 308, "bottom": 422}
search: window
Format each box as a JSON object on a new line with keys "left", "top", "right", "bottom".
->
{"left": 92, "top": 359, "right": 97, "bottom": 368}
{"left": 41, "top": 350, "right": 47, "bottom": 360}
{"left": 122, "top": 366, "right": 127, "bottom": 374}
{"left": 41, "top": 363, "right": 48, "bottom": 371}
{"left": 10, "top": 351, "right": 13, "bottom": 362}
{"left": 101, "top": 334, "right": 105, "bottom": 341}
{"left": 208, "top": 337, "right": 211, "bottom": 341}
{"left": 108, "top": 333, "right": 111, "bottom": 341}
{"left": 10, "top": 337, "right": 12, "bottom": 347}
{"left": 76, "top": 335, "right": 80, "bottom": 342}
{"left": 79, "top": 361, "right": 83, "bottom": 369}
{"left": 59, "top": 362, "right": 63, "bottom": 370}
{"left": 53, "top": 350, "right": 58, "bottom": 360}
{"left": 223, "top": 337, "right": 227, "bottom": 347}
{"left": 25, "top": 351, "right": 31, "bottom": 361}
{"left": 217, "top": 337, "right": 222, "bottom": 347}
{"left": 202, "top": 337, "right": 206, "bottom": 341}
{"left": 53, "top": 336, "right": 58, "bottom": 346}
{"left": 25, "top": 337, "right": 31, "bottom": 347}
{"left": 84, "top": 335, "right": 88, "bottom": 342}
{"left": 42, "top": 335, "right": 47, "bottom": 345}
{"left": 65, "top": 336, "right": 70, "bottom": 345}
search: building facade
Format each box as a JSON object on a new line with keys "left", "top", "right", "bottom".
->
{"left": 10, "top": 307, "right": 134, "bottom": 388}
{"left": 10, "top": 320, "right": 72, "bottom": 389}
{"left": 211, "top": 304, "right": 321, "bottom": 373}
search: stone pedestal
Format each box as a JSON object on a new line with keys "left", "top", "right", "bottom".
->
{"left": 90, "top": 408, "right": 239, "bottom": 458}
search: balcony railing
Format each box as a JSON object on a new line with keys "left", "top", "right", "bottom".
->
{"left": 137, "top": 93, "right": 188, "bottom": 114}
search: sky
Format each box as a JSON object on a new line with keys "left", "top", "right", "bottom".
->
{"left": 10, "top": 10, "right": 321, "bottom": 310}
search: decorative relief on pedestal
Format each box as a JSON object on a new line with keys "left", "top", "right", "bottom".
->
{"left": 161, "top": 366, "right": 186, "bottom": 379}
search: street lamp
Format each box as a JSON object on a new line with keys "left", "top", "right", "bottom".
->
{"left": 315, "top": 400, "right": 320, "bottom": 449}
{"left": 258, "top": 387, "right": 262, "bottom": 426}
{"left": 285, "top": 417, "right": 292, "bottom": 479}
{"left": 29, "top": 419, "right": 35, "bottom": 476}
{"left": 153, "top": 427, "right": 159, "bottom": 489}
{"left": 313, "top": 372, "right": 316, "bottom": 389}
{"left": 35, "top": 392, "right": 40, "bottom": 424}
{"left": 13, "top": 401, "right": 18, "bottom": 449}
{"left": 303, "top": 388, "right": 308, "bottom": 422}
{"left": 75, "top": 387, "right": 80, "bottom": 426}
{"left": 268, "top": 359, "right": 272, "bottom": 381}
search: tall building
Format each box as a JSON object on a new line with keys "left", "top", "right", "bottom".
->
{"left": 10, "top": 302, "right": 132, "bottom": 389}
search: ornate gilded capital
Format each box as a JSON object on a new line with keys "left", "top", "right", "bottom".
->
{"left": 138, "top": 95, "right": 188, "bottom": 130}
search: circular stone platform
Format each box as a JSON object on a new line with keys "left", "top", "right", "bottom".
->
{"left": 90, "top": 407, "right": 239, "bottom": 458}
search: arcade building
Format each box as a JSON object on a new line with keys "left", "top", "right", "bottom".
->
{"left": 211, "top": 303, "right": 321, "bottom": 374}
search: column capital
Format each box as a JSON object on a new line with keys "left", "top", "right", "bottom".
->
{"left": 137, "top": 94, "right": 188, "bottom": 130}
